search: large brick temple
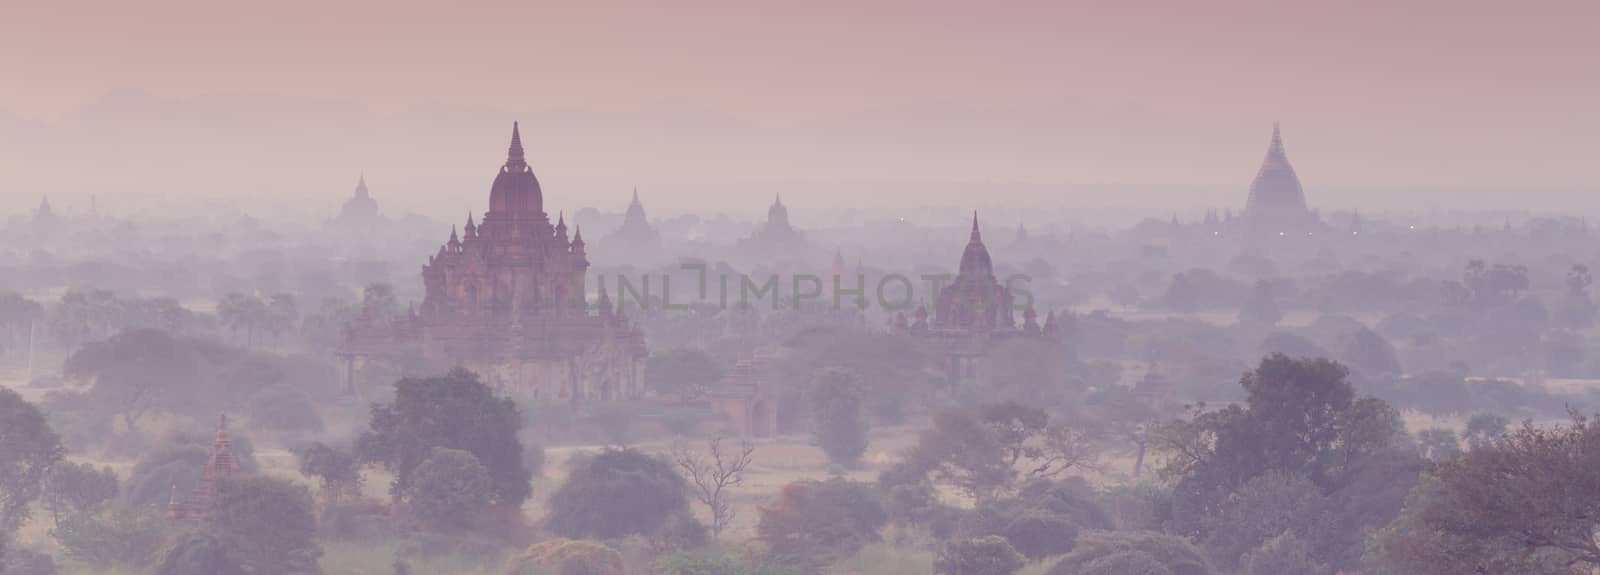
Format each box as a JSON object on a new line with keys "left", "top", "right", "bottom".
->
{"left": 339, "top": 123, "right": 646, "bottom": 400}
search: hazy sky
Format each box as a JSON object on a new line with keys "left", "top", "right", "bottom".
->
{"left": 2, "top": 0, "right": 1596, "bottom": 218}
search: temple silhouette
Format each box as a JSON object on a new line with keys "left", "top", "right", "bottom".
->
{"left": 338, "top": 123, "right": 646, "bottom": 400}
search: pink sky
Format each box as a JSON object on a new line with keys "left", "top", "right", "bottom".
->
{"left": 2, "top": 0, "right": 1596, "bottom": 216}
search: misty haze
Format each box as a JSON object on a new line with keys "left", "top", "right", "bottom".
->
{"left": 2, "top": 1, "right": 1599, "bottom": 575}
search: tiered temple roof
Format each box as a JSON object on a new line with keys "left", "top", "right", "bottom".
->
{"left": 168, "top": 414, "right": 240, "bottom": 520}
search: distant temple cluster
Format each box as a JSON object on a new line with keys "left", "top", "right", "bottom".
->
{"left": 893, "top": 214, "right": 1062, "bottom": 381}
{"left": 739, "top": 194, "right": 806, "bottom": 252}
{"left": 339, "top": 124, "right": 646, "bottom": 400}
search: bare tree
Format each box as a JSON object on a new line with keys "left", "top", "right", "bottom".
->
{"left": 670, "top": 436, "right": 755, "bottom": 537}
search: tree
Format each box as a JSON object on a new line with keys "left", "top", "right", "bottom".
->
{"left": 1241, "top": 531, "right": 1327, "bottom": 575}
{"left": 646, "top": 348, "right": 724, "bottom": 403}
{"left": 546, "top": 448, "right": 690, "bottom": 540}
{"left": 296, "top": 442, "right": 363, "bottom": 506}
{"left": 913, "top": 402, "right": 1105, "bottom": 502}
{"left": 360, "top": 283, "right": 400, "bottom": 322}
{"left": 1238, "top": 280, "right": 1283, "bottom": 325}
{"left": 0, "top": 387, "right": 64, "bottom": 533}
{"left": 1373, "top": 413, "right": 1600, "bottom": 573}
{"left": 208, "top": 476, "right": 322, "bottom": 574}
{"left": 1415, "top": 428, "right": 1462, "bottom": 461}
{"left": 216, "top": 292, "right": 269, "bottom": 348}
{"left": 1558, "top": 264, "right": 1596, "bottom": 328}
{"left": 1197, "top": 472, "right": 1327, "bottom": 571}
{"left": 264, "top": 294, "right": 299, "bottom": 340}
{"left": 809, "top": 368, "right": 868, "bottom": 467}
{"left": 64, "top": 328, "right": 206, "bottom": 432}
{"left": 42, "top": 461, "right": 118, "bottom": 526}
{"left": 356, "top": 368, "right": 530, "bottom": 505}
{"left": 935, "top": 536, "right": 1024, "bottom": 575}
{"left": 1153, "top": 355, "right": 1407, "bottom": 572}
{"left": 405, "top": 448, "right": 492, "bottom": 531}
{"left": 757, "top": 478, "right": 886, "bottom": 569}
{"left": 1049, "top": 530, "right": 1214, "bottom": 575}
{"left": 670, "top": 436, "right": 755, "bottom": 538}
{"left": 1339, "top": 327, "right": 1402, "bottom": 377}
{"left": 151, "top": 532, "right": 244, "bottom": 575}
{"left": 246, "top": 388, "right": 324, "bottom": 433}
{"left": 51, "top": 506, "right": 164, "bottom": 568}
{"left": 1462, "top": 412, "right": 1509, "bottom": 450}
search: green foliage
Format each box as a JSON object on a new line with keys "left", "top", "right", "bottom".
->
{"left": 646, "top": 347, "right": 724, "bottom": 402}
{"left": 1, "top": 546, "right": 57, "bottom": 575}
{"left": 958, "top": 480, "right": 1112, "bottom": 560}
{"left": 935, "top": 536, "right": 1025, "bottom": 575}
{"left": 1239, "top": 280, "right": 1283, "bottom": 325}
{"left": 1369, "top": 414, "right": 1600, "bottom": 574}
{"left": 64, "top": 328, "right": 206, "bottom": 431}
{"left": 1339, "top": 327, "right": 1403, "bottom": 377}
{"left": 1197, "top": 472, "right": 1328, "bottom": 571}
{"left": 1462, "top": 412, "right": 1509, "bottom": 449}
{"left": 51, "top": 506, "right": 164, "bottom": 568}
{"left": 1051, "top": 531, "right": 1214, "bottom": 575}
{"left": 545, "top": 448, "right": 688, "bottom": 540}
{"left": 357, "top": 368, "right": 530, "bottom": 505}
{"left": 123, "top": 427, "right": 260, "bottom": 508}
{"left": 1073, "top": 551, "right": 1173, "bottom": 575}
{"left": 1157, "top": 354, "right": 1406, "bottom": 572}
{"left": 0, "top": 387, "right": 64, "bottom": 532}
{"left": 506, "top": 538, "right": 624, "bottom": 575}
{"left": 208, "top": 476, "right": 322, "bottom": 574}
{"left": 405, "top": 448, "right": 492, "bottom": 531}
{"left": 757, "top": 478, "right": 886, "bottom": 569}
{"left": 1242, "top": 531, "right": 1328, "bottom": 575}
{"left": 42, "top": 461, "right": 118, "bottom": 524}
{"left": 297, "top": 442, "right": 363, "bottom": 502}
{"left": 1415, "top": 428, "right": 1462, "bottom": 461}
{"left": 809, "top": 368, "right": 869, "bottom": 467}
{"left": 246, "top": 387, "right": 324, "bottom": 433}
{"left": 151, "top": 532, "right": 244, "bottom": 575}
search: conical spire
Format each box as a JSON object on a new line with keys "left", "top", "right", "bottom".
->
{"left": 355, "top": 174, "right": 369, "bottom": 198}
{"left": 631, "top": 186, "right": 640, "bottom": 204}
{"left": 970, "top": 211, "right": 982, "bottom": 242}
{"left": 506, "top": 122, "right": 527, "bottom": 168}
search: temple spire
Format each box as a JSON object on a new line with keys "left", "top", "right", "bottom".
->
{"left": 632, "top": 186, "right": 640, "bottom": 204}
{"left": 970, "top": 211, "right": 982, "bottom": 242}
{"left": 506, "top": 122, "right": 527, "bottom": 168}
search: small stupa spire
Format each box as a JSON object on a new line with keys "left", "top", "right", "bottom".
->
{"left": 970, "top": 211, "right": 982, "bottom": 242}
{"left": 506, "top": 122, "right": 527, "bottom": 168}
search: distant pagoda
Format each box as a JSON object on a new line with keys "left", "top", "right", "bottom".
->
{"left": 168, "top": 414, "right": 241, "bottom": 520}
{"left": 603, "top": 187, "right": 660, "bottom": 246}
{"left": 1243, "top": 123, "right": 1321, "bottom": 230}
{"left": 739, "top": 194, "right": 805, "bottom": 251}
{"left": 334, "top": 174, "right": 383, "bottom": 227}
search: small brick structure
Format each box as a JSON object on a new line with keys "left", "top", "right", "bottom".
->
{"left": 167, "top": 414, "right": 241, "bottom": 520}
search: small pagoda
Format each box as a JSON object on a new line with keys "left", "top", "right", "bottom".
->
{"left": 167, "top": 414, "right": 242, "bottom": 520}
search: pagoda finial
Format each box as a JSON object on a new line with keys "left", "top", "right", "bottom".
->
{"left": 573, "top": 225, "right": 585, "bottom": 249}
{"left": 970, "top": 211, "right": 982, "bottom": 242}
{"left": 449, "top": 225, "right": 459, "bottom": 245}
{"left": 1269, "top": 121, "right": 1284, "bottom": 155}
{"left": 218, "top": 413, "right": 227, "bottom": 433}
{"left": 506, "top": 122, "right": 527, "bottom": 168}
{"left": 632, "top": 186, "right": 640, "bottom": 203}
